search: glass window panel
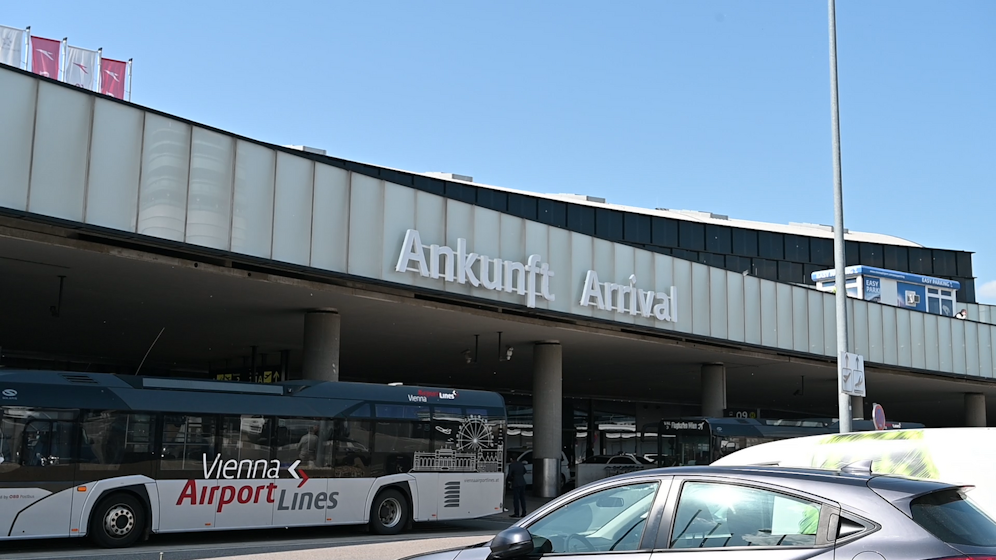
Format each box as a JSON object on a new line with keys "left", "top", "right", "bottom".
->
{"left": 375, "top": 404, "right": 431, "bottom": 420}
{"left": 412, "top": 175, "right": 445, "bottom": 196}
{"left": 508, "top": 193, "right": 538, "bottom": 220}
{"left": 679, "top": 222, "right": 705, "bottom": 251}
{"left": 219, "top": 415, "right": 272, "bottom": 465}
{"left": 529, "top": 482, "right": 659, "bottom": 553}
{"left": 28, "top": 82, "right": 90, "bottom": 222}
{"left": 784, "top": 235, "right": 809, "bottom": 262}
{"left": 0, "top": 408, "right": 78, "bottom": 467}
{"left": 596, "top": 209, "right": 624, "bottom": 240}
{"left": 810, "top": 238, "right": 833, "bottom": 266}
{"left": 232, "top": 141, "right": 276, "bottom": 259}
{"left": 138, "top": 114, "right": 191, "bottom": 241}
{"left": 271, "top": 152, "right": 314, "bottom": 266}
{"left": 956, "top": 252, "right": 973, "bottom": 278}
{"left": 0, "top": 70, "right": 35, "bottom": 211}
{"left": 86, "top": 99, "right": 143, "bottom": 232}
{"left": 79, "top": 411, "right": 154, "bottom": 471}
{"left": 371, "top": 421, "right": 431, "bottom": 476}
{"left": 757, "top": 232, "right": 783, "bottom": 260}
{"left": 706, "top": 225, "right": 732, "bottom": 254}
{"left": 186, "top": 128, "right": 234, "bottom": 250}
{"left": 731, "top": 229, "right": 758, "bottom": 257}
{"left": 884, "top": 245, "right": 909, "bottom": 271}
{"left": 752, "top": 258, "right": 777, "bottom": 280}
{"left": 624, "top": 214, "right": 652, "bottom": 244}
{"left": 568, "top": 204, "right": 596, "bottom": 235}
{"left": 671, "top": 482, "right": 821, "bottom": 549}
{"left": 859, "top": 243, "right": 884, "bottom": 267}
{"left": 539, "top": 199, "right": 567, "bottom": 228}
{"left": 478, "top": 189, "right": 508, "bottom": 212}
{"left": 846, "top": 241, "right": 861, "bottom": 266}
{"left": 932, "top": 250, "right": 956, "bottom": 277}
{"left": 909, "top": 248, "right": 933, "bottom": 274}
{"left": 329, "top": 418, "right": 373, "bottom": 477}
{"left": 161, "top": 415, "right": 216, "bottom": 471}
{"left": 652, "top": 217, "right": 679, "bottom": 247}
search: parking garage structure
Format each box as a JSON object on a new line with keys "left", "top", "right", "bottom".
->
{"left": 1, "top": 64, "right": 995, "bottom": 496}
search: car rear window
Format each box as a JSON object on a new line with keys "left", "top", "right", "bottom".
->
{"left": 910, "top": 489, "right": 996, "bottom": 547}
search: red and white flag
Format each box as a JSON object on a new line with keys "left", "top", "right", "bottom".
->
{"left": 100, "top": 57, "right": 127, "bottom": 99}
{"left": 65, "top": 45, "right": 98, "bottom": 90}
{"left": 0, "top": 25, "right": 25, "bottom": 68}
{"left": 30, "top": 35, "right": 61, "bottom": 79}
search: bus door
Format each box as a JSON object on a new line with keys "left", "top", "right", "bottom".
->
{"left": 157, "top": 414, "right": 218, "bottom": 532}
{"left": 0, "top": 407, "right": 78, "bottom": 538}
{"left": 72, "top": 412, "right": 159, "bottom": 534}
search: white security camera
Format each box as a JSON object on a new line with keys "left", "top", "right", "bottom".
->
{"left": 505, "top": 346, "right": 514, "bottom": 360}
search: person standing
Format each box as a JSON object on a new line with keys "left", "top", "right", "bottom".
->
{"left": 298, "top": 425, "right": 319, "bottom": 467}
{"left": 508, "top": 456, "right": 528, "bottom": 518}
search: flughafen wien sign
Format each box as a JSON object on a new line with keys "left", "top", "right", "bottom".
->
{"left": 395, "top": 229, "right": 677, "bottom": 323}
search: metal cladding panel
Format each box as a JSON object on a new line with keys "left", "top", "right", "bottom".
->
{"left": 138, "top": 113, "right": 190, "bottom": 242}
{"left": 951, "top": 319, "right": 967, "bottom": 374}
{"left": 29, "top": 82, "right": 90, "bottom": 222}
{"left": 232, "top": 140, "right": 276, "bottom": 259}
{"left": 471, "top": 205, "right": 502, "bottom": 298}
{"left": 824, "top": 295, "right": 836, "bottom": 355}
{"left": 910, "top": 311, "right": 926, "bottom": 370}
{"left": 989, "top": 328, "right": 996, "bottom": 379}
{"left": 671, "top": 258, "right": 692, "bottom": 335}
{"left": 0, "top": 69, "right": 35, "bottom": 210}
{"left": 443, "top": 199, "right": 477, "bottom": 298}
{"left": 633, "top": 248, "right": 656, "bottom": 328}
{"left": 981, "top": 325, "right": 994, "bottom": 379}
{"left": 524, "top": 220, "right": 550, "bottom": 310}
{"left": 938, "top": 316, "right": 953, "bottom": 373}
{"left": 611, "top": 244, "right": 637, "bottom": 324}
{"left": 759, "top": 279, "right": 778, "bottom": 348}
{"left": 383, "top": 182, "right": 416, "bottom": 282}
{"left": 413, "top": 190, "right": 447, "bottom": 291}
{"left": 272, "top": 152, "right": 314, "bottom": 267}
{"left": 589, "top": 237, "right": 615, "bottom": 321}
{"left": 743, "top": 275, "right": 761, "bottom": 345}
{"left": 570, "top": 233, "right": 595, "bottom": 318}
{"left": 882, "top": 307, "right": 899, "bottom": 366}
{"left": 691, "top": 263, "right": 711, "bottom": 337}
{"left": 775, "top": 283, "right": 793, "bottom": 350}
{"left": 726, "top": 272, "right": 745, "bottom": 343}
{"left": 807, "top": 290, "right": 824, "bottom": 355}
{"left": 85, "top": 98, "right": 143, "bottom": 232}
{"left": 924, "top": 314, "right": 940, "bottom": 371}
{"left": 791, "top": 287, "right": 808, "bottom": 353}
{"left": 980, "top": 305, "right": 992, "bottom": 325}
{"left": 851, "top": 299, "right": 868, "bottom": 358}
{"left": 185, "top": 127, "right": 234, "bottom": 251}
{"left": 547, "top": 228, "right": 572, "bottom": 315}
{"left": 653, "top": 252, "right": 677, "bottom": 333}
{"left": 709, "top": 269, "right": 728, "bottom": 339}
{"left": 965, "top": 322, "right": 980, "bottom": 376}
{"left": 499, "top": 214, "right": 526, "bottom": 306}
{"left": 867, "top": 303, "right": 884, "bottom": 364}
{"left": 896, "top": 308, "right": 912, "bottom": 368}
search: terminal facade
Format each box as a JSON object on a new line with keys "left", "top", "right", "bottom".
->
{"left": 1, "top": 64, "right": 994, "bottom": 486}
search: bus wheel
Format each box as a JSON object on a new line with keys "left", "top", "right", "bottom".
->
{"left": 369, "top": 489, "right": 408, "bottom": 535}
{"left": 89, "top": 492, "right": 145, "bottom": 548}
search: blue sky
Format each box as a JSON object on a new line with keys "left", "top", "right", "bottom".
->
{"left": 8, "top": 1, "right": 995, "bottom": 301}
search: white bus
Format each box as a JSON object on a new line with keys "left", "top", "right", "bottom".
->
{"left": 0, "top": 370, "right": 506, "bottom": 547}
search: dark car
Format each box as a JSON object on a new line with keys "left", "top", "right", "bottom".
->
{"left": 402, "top": 464, "right": 996, "bottom": 559}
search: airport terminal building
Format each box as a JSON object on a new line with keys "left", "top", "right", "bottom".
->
{"left": 1, "top": 64, "right": 994, "bottom": 475}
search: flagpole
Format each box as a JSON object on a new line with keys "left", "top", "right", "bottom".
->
{"left": 96, "top": 48, "right": 102, "bottom": 92}
{"left": 61, "top": 37, "right": 68, "bottom": 82}
{"left": 126, "top": 58, "right": 133, "bottom": 101}
{"left": 23, "top": 26, "right": 29, "bottom": 70}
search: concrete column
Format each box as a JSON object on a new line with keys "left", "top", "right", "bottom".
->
{"left": 851, "top": 396, "right": 865, "bottom": 420}
{"left": 700, "top": 363, "right": 726, "bottom": 418}
{"left": 303, "top": 309, "right": 340, "bottom": 382}
{"left": 966, "top": 393, "right": 987, "bottom": 427}
{"left": 533, "top": 341, "right": 562, "bottom": 498}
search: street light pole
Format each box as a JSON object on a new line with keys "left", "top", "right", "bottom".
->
{"left": 828, "top": 0, "right": 852, "bottom": 433}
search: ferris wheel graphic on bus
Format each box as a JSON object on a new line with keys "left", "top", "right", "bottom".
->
{"left": 413, "top": 415, "right": 503, "bottom": 473}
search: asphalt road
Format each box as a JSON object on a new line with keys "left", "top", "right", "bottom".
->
{"left": 0, "top": 516, "right": 515, "bottom": 560}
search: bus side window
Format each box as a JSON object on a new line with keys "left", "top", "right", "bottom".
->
{"left": 160, "top": 415, "right": 217, "bottom": 470}
{"left": 79, "top": 411, "right": 155, "bottom": 470}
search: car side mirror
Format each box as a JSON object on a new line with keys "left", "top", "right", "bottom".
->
{"left": 596, "top": 496, "right": 625, "bottom": 508}
{"left": 490, "top": 527, "right": 533, "bottom": 559}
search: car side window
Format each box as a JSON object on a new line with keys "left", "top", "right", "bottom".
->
{"left": 527, "top": 482, "right": 659, "bottom": 554}
{"left": 669, "top": 482, "right": 822, "bottom": 549}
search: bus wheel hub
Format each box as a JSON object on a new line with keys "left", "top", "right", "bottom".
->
{"left": 104, "top": 506, "right": 135, "bottom": 537}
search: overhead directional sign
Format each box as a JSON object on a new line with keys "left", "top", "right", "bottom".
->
{"left": 840, "top": 351, "right": 866, "bottom": 397}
